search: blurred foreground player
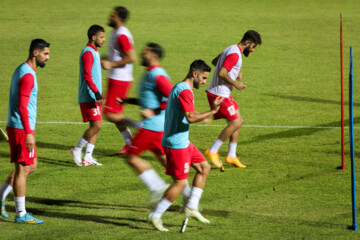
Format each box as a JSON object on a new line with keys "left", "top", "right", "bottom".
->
{"left": 4, "top": 39, "right": 50, "bottom": 224}
{"left": 205, "top": 30, "right": 262, "bottom": 170}
{"left": 101, "top": 6, "right": 138, "bottom": 153}
{"left": 148, "top": 60, "right": 223, "bottom": 231}
{"left": 71, "top": 25, "right": 106, "bottom": 167}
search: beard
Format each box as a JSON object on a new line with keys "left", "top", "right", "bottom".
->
{"left": 141, "top": 57, "right": 150, "bottom": 67}
{"left": 108, "top": 20, "right": 116, "bottom": 28}
{"left": 243, "top": 46, "right": 250, "bottom": 57}
{"left": 95, "top": 42, "right": 101, "bottom": 48}
{"left": 37, "top": 59, "right": 46, "bottom": 68}
{"left": 193, "top": 80, "right": 200, "bottom": 89}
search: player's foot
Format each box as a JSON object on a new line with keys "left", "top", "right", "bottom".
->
{"left": 1, "top": 201, "right": 8, "bottom": 218}
{"left": 147, "top": 213, "right": 169, "bottom": 232}
{"left": 149, "top": 184, "right": 170, "bottom": 207}
{"left": 14, "top": 213, "right": 43, "bottom": 224}
{"left": 82, "top": 156, "right": 103, "bottom": 166}
{"left": 204, "top": 149, "right": 224, "bottom": 169}
{"left": 70, "top": 147, "right": 82, "bottom": 166}
{"left": 116, "top": 144, "right": 131, "bottom": 154}
{"left": 225, "top": 156, "right": 247, "bottom": 168}
{"left": 185, "top": 207, "right": 210, "bottom": 224}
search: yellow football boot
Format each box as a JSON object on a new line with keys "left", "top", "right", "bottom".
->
{"left": 225, "top": 156, "right": 247, "bottom": 168}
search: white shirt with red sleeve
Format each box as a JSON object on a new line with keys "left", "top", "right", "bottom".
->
{"left": 107, "top": 26, "right": 134, "bottom": 81}
{"left": 206, "top": 44, "right": 242, "bottom": 98}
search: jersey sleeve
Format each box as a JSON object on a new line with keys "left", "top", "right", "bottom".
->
{"left": 18, "top": 73, "right": 34, "bottom": 133}
{"left": 118, "top": 34, "right": 133, "bottom": 53}
{"left": 82, "top": 51, "right": 102, "bottom": 99}
{"left": 178, "top": 89, "right": 195, "bottom": 112}
{"left": 222, "top": 53, "right": 239, "bottom": 72}
{"left": 155, "top": 75, "right": 173, "bottom": 98}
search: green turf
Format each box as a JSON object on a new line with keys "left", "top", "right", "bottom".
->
{"left": 1, "top": 0, "right": 360, "bottom": 239}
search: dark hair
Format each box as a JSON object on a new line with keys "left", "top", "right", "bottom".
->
{"left": 188, "top": 60, "right": 211, "bottom": 76}
{"left": 114, "top": 6, "right": 129, "bottom": 20}
{"left": 147, "top": 42, "right": 164, "bottom": 59}
{"left": 87, "top": 25, "right": 105, "bottom": 40}
{"left": 240, "top": 30, "right": 262, "bottom": 45}
{"left": 29, "top": 39, "right": 50, "bottom": 55}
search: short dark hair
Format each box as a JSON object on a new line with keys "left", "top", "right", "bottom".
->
{"left": 87, "top": 25, "right": 105, "bottom": 40}
{"left": 147, "top": 43, "right": 164, "bottom": 59}
{"left": 114, "top": 6, "right": 129, "bottom": 20}
{"left": 29, "top": 39, "right": 50, "bottom": 55}
{"left": 240, "top": 30, "right": 262, "bottom": 45}
{"left": 188, "top": 60, "right": 211, "bottom": 75}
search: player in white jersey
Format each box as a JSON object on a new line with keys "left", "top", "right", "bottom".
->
{"left": 205, "top": 30, "right": 262, "bottom": 170}
{"left": 101, "top": 6, "right": 137, "bottom": 153}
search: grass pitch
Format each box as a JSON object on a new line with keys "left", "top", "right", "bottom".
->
{"left": 1, "top": 0, "right": 360, "bottom": 239}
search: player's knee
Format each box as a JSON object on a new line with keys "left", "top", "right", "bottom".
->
{"left": 27, "top": 165, "right": 37, "bottom": 175}
{"left": 199, "top": 162, "right": 210, "bottom": 176}
{"left": 231, "top": 118, "right": 243, "bottom": 129}
{"left": 93, "top": 121, "right": 102, "bottom": 132}
{"left": 126, "top": 155, "right": 136, "bottom": 166}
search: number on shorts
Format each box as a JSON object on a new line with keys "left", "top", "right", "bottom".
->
{"left": 184, "top": 162, "right": 190, "bottom": 174}
{"left": 92, "top": 106, "right": 101, "bottom": 116}
{"left": 227, "top": 105, "right": 236, "bottom": 116}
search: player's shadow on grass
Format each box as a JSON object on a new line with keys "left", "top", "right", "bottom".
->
{"left": 240, "top": 117, "right": 360, "bottom": 145}
{"left": 264, "top": 93, "right": 360, "bottom": 106}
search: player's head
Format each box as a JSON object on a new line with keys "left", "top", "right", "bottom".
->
{"left": 240, "top": 30, "right": 262, "bottom": 57}
{"left": 29, "top": 39, "right": 50, "bottom": 68}
{"left": 187, "top": 60, "right": 211, "bottom": 89}
{"left": 141, "top": 43, "right": 164, "bottom": 67}
{"left": 108, "top": 6, "right": 129, "bottom": 28}
{"left": 88, "top": 25, "right": 106, "bottom": 48}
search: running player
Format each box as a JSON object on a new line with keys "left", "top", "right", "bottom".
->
{"left": 70, "top": 25, "right": 106, "bottom": 167}
{"left": 148, "top": 60, "right": 223, "bottom": 231}
{"left": 101, "top": 6, "right": 137, "bottom": 153}
{"left": 205, "top": 30, "right": 262, "bottom": 170}
{"left": 4, "top": 39, "right": 50, "bottom": 224}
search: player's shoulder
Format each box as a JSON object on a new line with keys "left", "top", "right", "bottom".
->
{"left": 116, "top": 26, "right": 132, "bottom": 36}
{"left": 224, "top": 44, "right": 240, "bottom": 54}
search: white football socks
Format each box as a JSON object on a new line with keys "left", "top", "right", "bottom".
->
{"left": 84, "top": 143, "right": 95, "bottom": 159}
{"left": 187, "top": 187, "right": 203, "bottom": 210}
{"left": 121, "top": 128, "right": 133, "bottom": 145}
{"left": 0, "top": 182, "right": 12, "bottom": 201}
{"left": 209, "top": 139, "right": 223, "bottom": 153}
{"left": 228, "top": 142, "right": 237, "bottom": 158}
{"left": 152, "top": 198, "right": 172, "bottom": 219}
{"left": 139, "top": 169, "right": 166, "bottom": 191}
{"left": 75, "top": 137, "right": 88, "bottom": 151}
{"left": 14, "top": 196, "right": 26, "bottom": 218}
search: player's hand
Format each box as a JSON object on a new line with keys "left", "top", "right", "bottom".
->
{"left": 141, "top": 109, "right": 155, "bottom": 119}
{"left": 203, "top": 118, "right": 212, "bottom": 124}
{"left": 234, "top": 82, "right": 247, "bottom": 90}
{"left": 116, "top": 97, "right": 127, "bottom": 105}
{"left": 211, "top": 97, "right": 224, "bottom": 113}
{"left": 26, "top": 134, "right": 35, "bottom": 152}
{"left": 97, "top": 99, "right": 104, "bottom": 106}
{"left": 101, "top": 60, "right": 113, "bottom": 70}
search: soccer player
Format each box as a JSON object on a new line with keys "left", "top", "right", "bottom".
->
{"left": 119, "top": 43, "right": 192, "bottom": 207}
{"left": 101, "top": 6, "right": 137, "bottom": 153}
{"left": 148, "top": 60, "right": 224, "bottom": 232}
{"left": 70, "top": 25, "right": 106, "bottom": 167}
{"left": 5, "top": 39, "right": 50, "bottom": 224}
{"left": 205, "top": 30, "right": 262, "bottom": 170}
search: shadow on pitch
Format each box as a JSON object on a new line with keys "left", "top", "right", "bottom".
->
{"left": 239, "top": 117, "right": 360, "bottom": 145}
{"left": 263, "top": 93, "right": 360, "bottom": 106}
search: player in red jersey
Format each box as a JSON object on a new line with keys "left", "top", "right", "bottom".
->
{"left": 205, "top": 30, "right": 262, "bottom": 170}
{"left": 101, "top": 6, "right": 138, "bottom": 154}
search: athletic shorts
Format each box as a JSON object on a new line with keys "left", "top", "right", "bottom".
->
{"left": 127, "top": 128, "right": 165, "bottom": 155}
{"left": 206, "top": 92, "right": 239, "bottom": 121}
{"left": 104, "top": 78, "right": 132, "bottom": 114}
{"left": 7, "top": 127, "right": 37, "bottom": 165}
{"left": 164, "top": 142, "right": 206, "bottom": 180}
{"left": 80, "top": 102, "right": 102, "bottom": 122}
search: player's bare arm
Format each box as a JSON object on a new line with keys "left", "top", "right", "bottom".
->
{"left": 185, "top": 97, "right": 223, "bottom": 123}
{"left": 26, "top": 134, "right": 35, "bottom": 152}
{"left": 101, "top": 49, "right": 136, "bottom": 69}
{"left": 218, "top": 67, "right": 246, "bottom": 90}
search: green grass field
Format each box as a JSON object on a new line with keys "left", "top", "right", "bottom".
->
{"left": 1, "top": 0, "right": 360, "bottom": 239}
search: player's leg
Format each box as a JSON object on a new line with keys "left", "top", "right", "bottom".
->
{"left": 0, "top": 170, "right": 15, "bottom": 218}
{"left": 185, "top": 144, "right": 210, "bottom": 223}
{"left": 225, "top": 110, "right": 246, "bottom": 168}
{"left": 13, "top": 158, "right": 43, "bottom": 224}
{"left": 82, "top": 120, "right": 102, "bottom": 166}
